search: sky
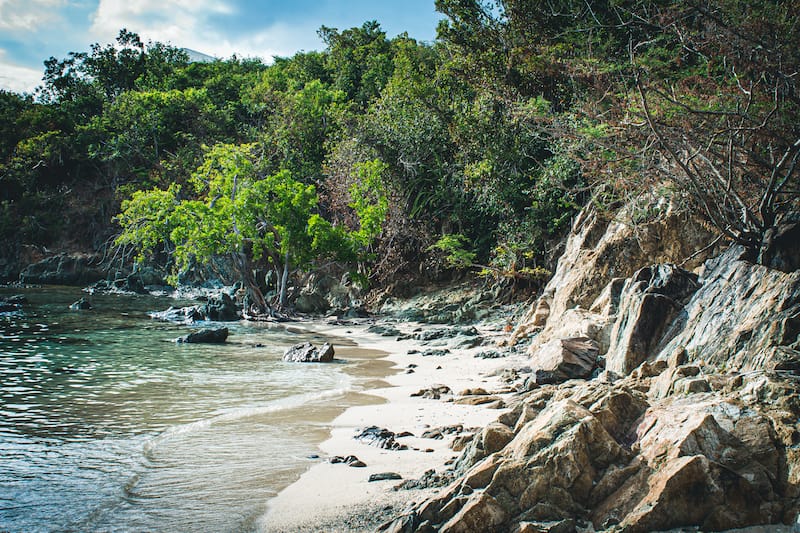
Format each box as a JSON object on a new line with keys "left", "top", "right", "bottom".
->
{"left": 0, "top": 0, "right": 444, "bottom": 94}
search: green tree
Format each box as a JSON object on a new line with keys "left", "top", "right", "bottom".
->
{"left": 115, "top": 143, "right": 387, "bottom": 312}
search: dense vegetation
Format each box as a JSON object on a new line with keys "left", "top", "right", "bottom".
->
{"left": 2, "top": 1, "right": 798, "bottom": 306}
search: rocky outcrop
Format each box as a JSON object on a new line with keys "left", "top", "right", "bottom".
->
{"left": 385, "top": 372, "right": 800, "bottom": 532}
{"left": 658, "top": 245, "right": 800, "bottom": 373}
{"left": 385, "top": 204, "right": 800, "bottom": 532}
{"left": 19, "top": 253, "right": 106, "bottom": 286}
{"left": 282, "top": 342, "right": 335, "bottom": 362}
{"left": 604, "top": 264, "right": 700, "bottom": 374}
{"left": 510, "top": 204, "right": 716, "bottom": 348}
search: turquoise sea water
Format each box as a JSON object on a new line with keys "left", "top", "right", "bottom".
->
{"left": 0, "top": 287, "right": 385, "bottom": 532}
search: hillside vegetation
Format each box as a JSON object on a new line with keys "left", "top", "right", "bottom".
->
{"left": 1, "top": 1, "right": 798, "bottom": 303}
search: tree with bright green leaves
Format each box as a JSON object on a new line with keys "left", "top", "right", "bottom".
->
{"left": 115, "top": 143, "right": 387, "bottom": 313}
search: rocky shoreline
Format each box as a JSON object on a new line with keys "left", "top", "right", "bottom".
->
{"left": 4, "top": 203, "right": 799, "bottom": 532}
{"left": 259, "top": 206, "right": 800, "bottom": 532}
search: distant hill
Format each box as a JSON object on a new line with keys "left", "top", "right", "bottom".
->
{"left": 182, "top": 48, "right": 217, "bottom": 63}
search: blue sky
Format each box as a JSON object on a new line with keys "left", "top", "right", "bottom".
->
{"left": 0, "top": 0, "right": 443, "bottom": 94}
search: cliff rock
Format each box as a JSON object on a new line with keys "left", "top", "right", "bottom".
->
{"left": 385, "top": 204, "right": 800, "bottom": 532}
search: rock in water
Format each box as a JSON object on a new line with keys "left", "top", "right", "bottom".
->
{"left": 69, "top": 298, "right": 92, "bottom": 310}
{"left": 177, "top": 327, "right": 228, "bottom": 343}
{"left": 282, "top": 342, "right": 335, "bottom": 362}
{"left": 150, "top": 305, "right": 204, "bottom": 323}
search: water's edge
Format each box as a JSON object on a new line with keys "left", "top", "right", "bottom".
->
{"left": 0, "top": 286, "right": 394, "bottom": 533}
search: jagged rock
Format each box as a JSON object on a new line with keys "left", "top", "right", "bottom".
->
{"left": 177, "top": 327, "right": 228, "bottom": 343}
{"left": 150, "top": 305, "right": 204, "bottom": 324}
{"left": 439, "top": 492, "right": 506, "bottom": 533}
{"left": 330, "top": 455, "right": 366, "bottom": 467}
{"left": 354, "top": 426, "right": 408, "bottom": 450}
{"left": 759, "top": 218, "right": 800, "bottom": 273}
{"left": 658, "top": 246, "right": 800, "bottom": 373}
{"left": 511, "top": 205, "right": 716, "bottom": 349}
{"left": 294, "top": 291, "right": 330, "bottom": 314}
{"left": 480, "top": 422, "right": 515, "bottom": 454}
{"left": 605, "top": 264, "right": 700, "bottom": 375}
{"left": 368, "top": 324, "right": 402, "bottom": 337}
{"left": 529, "top": 337, "right": 599, "bottom": 384}
{"left": 475, "top": 349, "right": 507, "bottom": 359}
{"left": 282, "top": 342, "right": 335, "bottom": 362}
{"left": 202, "top": 292, "right": 239, "bottom": 321}
{"left": 411, "top": 384, "right": 452, "bottom": 399}
{"left": 452, "top": 395, "right": 504, "bottom": 406}
{"left": 421, "top": 348, "right": 451, "bottom": 357}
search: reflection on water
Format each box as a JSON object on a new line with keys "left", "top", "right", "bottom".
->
{"left": 0, "top": 287, "right": 385, "bottom": 532}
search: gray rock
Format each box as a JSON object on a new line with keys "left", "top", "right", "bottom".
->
{"left": 282, "top": 342, "right": 335, "bottom": 362}
{"left": 150, "top": 305, "right": 204, "bottom": 323}
{"left": 354, "top": 426, "right": 408, "bottom": 450}
{"left": 369, "top": 472, "right": 402, "bottom": 482}
{"left": 177, "top": 327, "right": 228, "bottom": 343}
{"left": 605, "top": 264, "right": 700, "bottom": 375}
{"left": 19, "top": 253, "right": 106, "bottom": 286}
{"left": 69, "top": 298, "right": 92, "bottom": 310}
{"left": 367, "top": 324, "right": 402, "bottom": 337}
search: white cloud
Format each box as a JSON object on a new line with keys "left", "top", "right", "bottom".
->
{"left": 0, "top": 0, "right": 66, "bottom": 32}
{"left": 89, "top": 0, "right": 320, "bottom": 63}
{"left": 0, "top": 49, "right": 43, "bottom": 93}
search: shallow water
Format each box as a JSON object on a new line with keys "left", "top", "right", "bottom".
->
{"left": 0, "top": 287, "right": 387, "bottom": 532}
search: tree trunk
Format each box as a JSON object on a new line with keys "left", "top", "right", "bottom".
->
{"left": 233, "top": 251, "right": 270, "bottom": 318}
{"left": 278, "top": 250, "right": 290, "bottom": 309}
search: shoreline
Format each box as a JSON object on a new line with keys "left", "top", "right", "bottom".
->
{"left": 259, "top": 316, "right": 525, "bottom": 532}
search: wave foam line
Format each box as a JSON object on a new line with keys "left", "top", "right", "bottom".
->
{"left": 142, "top": 385, "right": 353, "bottom": 456}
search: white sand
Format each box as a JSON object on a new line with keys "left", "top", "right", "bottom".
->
{"left": 259, "top": 320, "right": 525, "bottom": 532}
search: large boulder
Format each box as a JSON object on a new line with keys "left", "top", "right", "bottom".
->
{"left": 282, "top": 342, "right": 335, "bottom": 363}
{"left": 176, "top": 327, "right": 229, "bottom": 343}
{"left": 529, "top": 337, "right": 599, "bottom": 384}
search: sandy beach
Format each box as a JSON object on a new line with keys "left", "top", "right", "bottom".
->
{"left": 259, "top": 317, "right": 524, "bottom": 532}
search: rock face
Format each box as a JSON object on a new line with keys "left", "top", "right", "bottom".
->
{"left": 604, "top": 264, "right": 700, "bottom": 374}
{"left": 176, "top": 327, "right": 229, "bottom": 343}
{"left": 19, "top": 253, "right": 106, "bottom": 286}
{"left": 385, "top": 204, "right": 800, "bottom": 532}
{"left": 282, "top": 342, "right": 335, "bottom": 362}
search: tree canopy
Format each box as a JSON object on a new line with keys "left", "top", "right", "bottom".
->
{"left": 2, "top": 2, "right": 798, "bottom": 301}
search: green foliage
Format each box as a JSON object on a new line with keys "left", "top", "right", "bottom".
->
{"left": 348, "top": 159, "right": 389, "bottom": 246}
{"left": 428, "top": 234, "right": 477, "bottom": 269}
